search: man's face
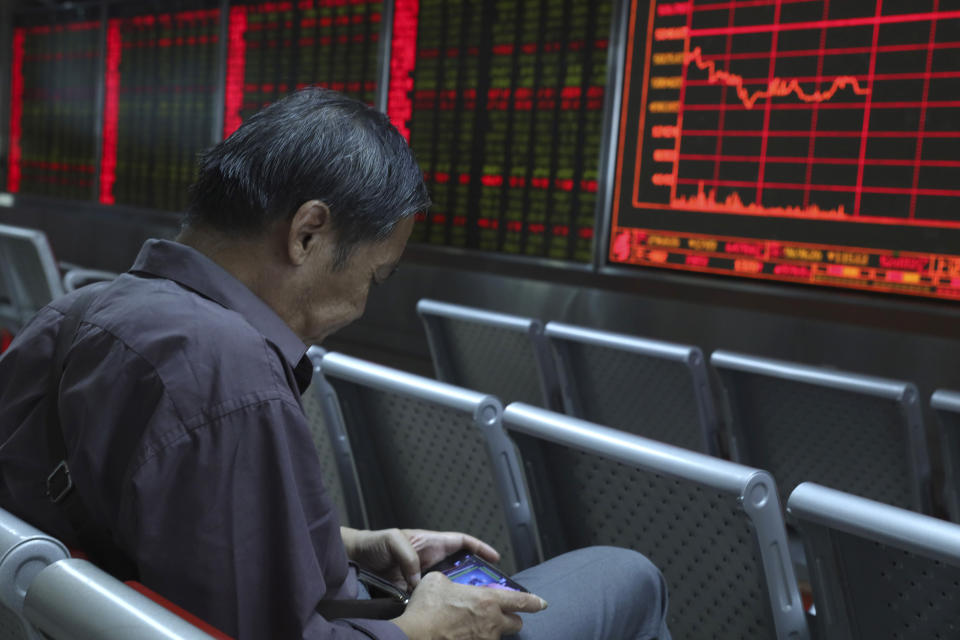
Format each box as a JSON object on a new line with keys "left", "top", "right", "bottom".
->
{"left": 300, "top": 215, "right": 415, "bottom": 344}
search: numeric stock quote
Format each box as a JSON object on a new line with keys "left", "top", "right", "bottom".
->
{"left": 610, "top": 0, "right": 960, "bottom": 300}
{"left": 389, "top": 0, "right": 612, "bottom": 262}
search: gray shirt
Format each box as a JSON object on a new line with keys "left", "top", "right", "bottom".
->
{"left": 0, "top": 239, "right": 406, "bottom": 640}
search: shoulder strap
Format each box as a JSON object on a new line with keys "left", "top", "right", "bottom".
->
{"left": 44, "top": 288, "right": 98, "bottom": 506}
{"left": 44, "top": 287, "right": 138, "bottom": 579}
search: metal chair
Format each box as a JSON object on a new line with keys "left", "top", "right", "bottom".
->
{"left": 545, "top": 321, "right": 721, "bottom": 455}
{"left": 416, "top": 299, "right": 561, "bottom": 410}
{"left": 711, "top": 351, "right": 931, "bottom": 513}
{"left": 60, "top": 265, "right": 118, "bottom": 293}
{"left": 931, "top": 389, "right": 960, "bottom": 522}
{"left": 0, "top": 223, "right": 64, "bottom": 331}
{"left": 0, "top": 226, "right": 117, "bottom": 333}
{"left": 0, "top": 506, "right": 68, "bottom": 640}
{"left": 788, "top": 482, "right": 960, "bottom": 640}
{"left": 502, "top": 403, "right": 809, "bottom": 640}
{"left": 319, "top": 352, "right": 539, "bottom": 575}
{"left": 0, "top": 507, "right": 218, "bottom": 639}
{"left": 302, "top": 346, "right": 367, "bottom": 528}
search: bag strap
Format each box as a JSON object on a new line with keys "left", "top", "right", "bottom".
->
{"left": 315, "top": 568, "right": 407, "bottom": 620}
{"left": 314, "top": 598, "right": 406, "bottom": 621}
{"left": 44, "top": 287, "right": 138, "bottom": 579}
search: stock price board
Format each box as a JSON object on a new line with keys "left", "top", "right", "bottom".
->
{"left": 611, "top": 0, "right": 960, "bottom": 301}
{"left": 391, "top": 0, "right": 613, "bottom": 262}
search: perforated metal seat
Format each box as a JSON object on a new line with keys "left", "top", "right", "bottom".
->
{"left": 545, "top": 322, "right": 721, "bottom": 455}
{"left": 502, "top": 403, "right": 809, "bottom": 640}
{"left": 788, "top": 482, "right": 960, "bottom": 640}
{"left": 416, "top": 299, "right": 561, "bottom": 409}
{"left": 0, "top": 224, "right": 65, "bottom": 332}
{"left": 301, "top": 346, "right": 367, "bottom": 528}
{"left": 931, "top": 389, "right": 960, "bottom": 522}
{"left": 320, "top": 352, "right": 539, "bottom": 575}
{"left": 0, "top": 507, "right": 218, "bottom": 639}
{"left": 711, "top": 351, "right": 931, "bottom": 513}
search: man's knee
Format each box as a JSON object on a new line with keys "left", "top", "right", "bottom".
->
{"left": 591, "top": 546, "right": 666, "bottom": 603}
{"left": 588, "top": 546, "right": 670, "bottom": 638}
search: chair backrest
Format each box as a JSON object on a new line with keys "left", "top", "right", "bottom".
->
{"left": 787, "top": 482, "right": 960, "bottom": 640}
{"left": 320, "top": 352, "right": 539, "bottom": 575}
{"left": 61, "top": 268, "right": 118, "bottom": 293}
{"left": 0, "top": 224, "right": 64, "bottom": 331}
{"left": 711, "top": 350, "right": 930, "bottom": 513}
{"left": 25, "top": 559, "right": 221, "bottom": 640}
{"left": 931, "top": 389, "right": 960, "bottom": 522}
{"left": 502, "top": 403, "right": 809, "bottom": 640}
{"left": 416, "top": 299, "right": 561, "bottom": 409}
{"left": 0, "top": 507, "right": 70, "bottom": 640}
{"left": 302, "top": 346, "right": 367, "bottom": 528}
{"left": 545, "top": 321, "right": 720, "bottom": 455}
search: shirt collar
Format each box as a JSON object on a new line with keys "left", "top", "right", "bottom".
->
{"left": 130, "top": 239, "right": 313, "bottom": 392}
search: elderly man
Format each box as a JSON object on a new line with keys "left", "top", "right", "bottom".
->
{"left": 0, "top": 88, "right": 670, "bottom": 639}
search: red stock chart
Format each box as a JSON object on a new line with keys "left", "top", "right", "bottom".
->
{"left": 610, "top": 0, "right": 960, "bottom": 300}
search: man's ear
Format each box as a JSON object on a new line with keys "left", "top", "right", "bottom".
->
{"left": 288, "top": 200, "right": 333, "bottom": 266}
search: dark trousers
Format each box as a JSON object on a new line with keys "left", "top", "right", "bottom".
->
{"left": 508, "top": 546, "right": 672, "bottom": 640}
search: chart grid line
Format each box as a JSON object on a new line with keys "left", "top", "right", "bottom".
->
{"left": 909, "top": 0, "right": 939, "bottom": 221}
{"left": 709, "top": 2, "right": 737, "bottom": 190}
{"left": 686, "top": 10, "right": 960, "bottom": 38}
{"left": 852, "top": 0, "right": 882, "bottom": 216}
{"left": 611, "top": 0, "right": 960, "bottom": 301}
{"left": 803, "top": 0, "right": 830, "bottom": 209}
{"left": 754, "top": 0, "right": 782, "bottom": 203}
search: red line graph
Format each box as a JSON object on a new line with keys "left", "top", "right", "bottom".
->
{"left": 629, "top": 0, "right": 959, "bottom": 226}
{"left": 611, "top": 0, "right": 960, "bottom": 301}
{"left": 684, "top": 47, "right": 870, "bottom": 109}
{"left": 683, "top": 45, "right": 871, "bottom": 110}
{"left": 673, "top": 182, "right": 849, "bottom": 218}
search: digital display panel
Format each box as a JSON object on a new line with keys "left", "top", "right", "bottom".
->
{"left": 7, "top": 17, "right": 100, "bottom": 200}
{"left": 392, "top": 0, "right": 613, "bottom": 262}
{"left": 222, "top": 0, "right": 383, "bottom": 138}
{"left": 100, "top": 6, "right": 221, "bottom": 211}
{"left": 611, "top": 0, "right": 960, "bottom": 300}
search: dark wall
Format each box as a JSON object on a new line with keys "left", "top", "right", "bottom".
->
{"left": 345, "top": 249, "right": 960, "bottom": 401}
{"left": 8, "top": 199, "right": 957, "bottom": 401}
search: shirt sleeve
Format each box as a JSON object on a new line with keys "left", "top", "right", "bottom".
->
{"left": 117, "top": 394, "right": 408, "bottom": 640}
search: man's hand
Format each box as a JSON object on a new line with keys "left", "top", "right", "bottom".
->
{"left": 340, "top": 527, "right": 501, "bottom": 591}
{"left": 392, "top": 571, "right": 548, "bottom": 640}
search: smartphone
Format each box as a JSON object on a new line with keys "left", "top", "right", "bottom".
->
{"left": 425, "top": 550, "right": 528, "bottom": 592}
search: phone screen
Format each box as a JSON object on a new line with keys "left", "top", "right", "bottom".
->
{"left": 426, "top": 551, "right": 528, "bottom": 593}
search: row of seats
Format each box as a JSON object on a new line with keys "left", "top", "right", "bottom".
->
{"left": 302, "top": 347, "right": 960, "bottom": 640}
{"left": 0, "top": 508, "right": 229, "bottom": 639}
{"left": 416, "top": 299, "right": 953, "bottom": 519}
{"left": 4, "top": 344, "right": 956, "bottom": 639}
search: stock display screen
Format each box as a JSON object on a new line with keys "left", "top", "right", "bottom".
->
{"left": 391, "top": 0, "right": 613, "bottom": 262}
{"left": 8, "top": 16, "right": 100, "bottom": 200}
{"left": 99, "top": 6, "right": 221, "bottom": 211}
{"left": 222, "top": 0, "right": 383, "bottom": 137}
{"left": 610, "top": 0, "right": 960, "bottom": 300}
